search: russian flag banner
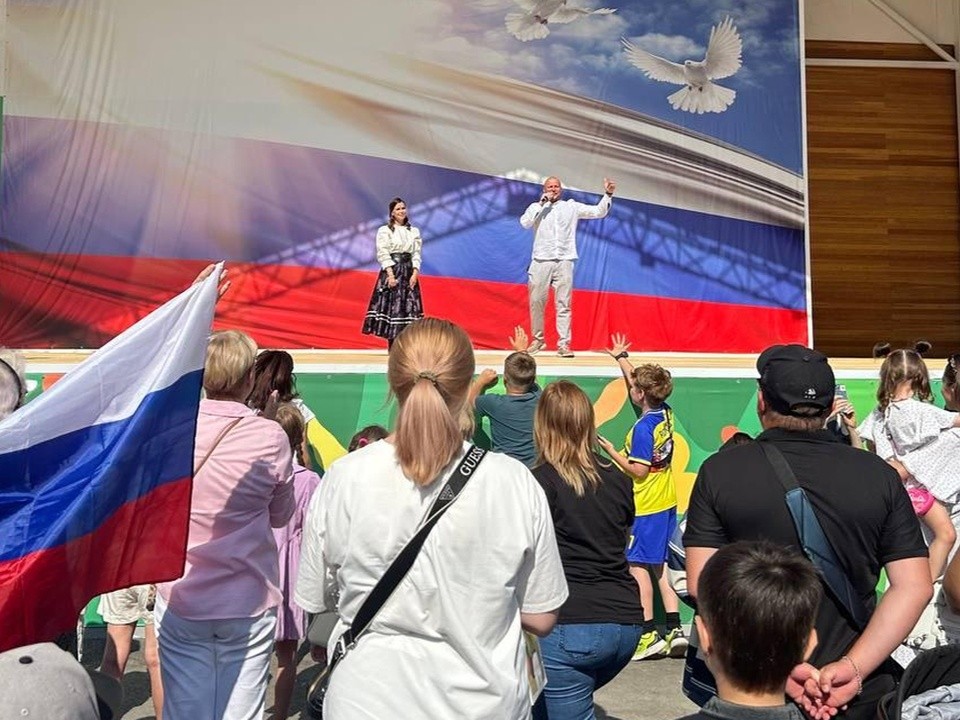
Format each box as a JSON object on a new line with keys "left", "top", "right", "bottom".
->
{"left": 0, "top": 267, "right": 220, "bottom": 651}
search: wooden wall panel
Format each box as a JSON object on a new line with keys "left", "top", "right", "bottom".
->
{"left": 806, "top": 41, "right": 960, "bottom": 357}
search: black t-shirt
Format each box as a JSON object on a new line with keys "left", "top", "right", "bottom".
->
{"left": 684, "top": 429, "right": 926, "bottom": 701}
{"left": 533, "top": 455, "right": 644, "bottom": 624}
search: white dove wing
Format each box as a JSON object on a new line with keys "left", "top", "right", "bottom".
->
{"left": 621, "top": 39, "right": 687, "bottom": 85}
{"left": 704, "top": 17, "right": 742, "bottom": 80}
{"left": 551, "top": 5, "right": 616, "bottom": 23}
{"left": 513, "top": 0, "right": 542, "bottom": 10}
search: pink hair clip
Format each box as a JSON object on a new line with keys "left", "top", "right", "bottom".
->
{"left": 356, "top": 437, "right": 370, "bottom": 448}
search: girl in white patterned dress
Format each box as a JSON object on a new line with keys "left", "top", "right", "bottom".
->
{"left": 859, "top": 343, "right": 960, "bottom": 581}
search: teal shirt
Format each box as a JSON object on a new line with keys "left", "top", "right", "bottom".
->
{"left": 475, "top": 385, "right": 541, "bottom": 467}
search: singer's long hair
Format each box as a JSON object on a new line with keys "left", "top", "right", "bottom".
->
{"left": 387, "top": 197, "right": 412, "bottom": 230}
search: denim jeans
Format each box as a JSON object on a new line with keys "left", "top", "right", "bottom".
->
{"left": 532, "top": 622, "right": 642, "bottom": 720}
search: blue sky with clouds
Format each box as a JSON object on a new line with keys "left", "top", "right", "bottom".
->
{"left": 426, "top": 0, "right": 803, "bottom": 173}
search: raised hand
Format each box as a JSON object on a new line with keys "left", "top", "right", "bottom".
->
{"left": 604, "top": 177, "right": 616, "bottom": 195}
{"left": 192, "top": 263, "right": 231, "bottom": 300}
{"left": 479, "top": 368, "right": 498, "bottom": 387}
{"left": 509, "top": 326, "right": 529, "bottom": 353}
{"left": 605, "top": 333, "right": 630, "bottom": 358}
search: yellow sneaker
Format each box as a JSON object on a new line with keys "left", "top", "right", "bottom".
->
{"left": 632, "top": 630, "right": 667, "bottom": 661}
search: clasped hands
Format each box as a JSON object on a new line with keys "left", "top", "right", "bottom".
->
{"left": 787, "top": 659, "right": 861, "bottom": 719}
{"left": 386, "top": 270, "right": 418, "bottom": 289}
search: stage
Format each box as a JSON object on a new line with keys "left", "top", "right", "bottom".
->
{"left": 24, "top": 349, "right": 928, "bottom": 521}
{"left": 23, "top": 349, "right": 892, "bottom": 378}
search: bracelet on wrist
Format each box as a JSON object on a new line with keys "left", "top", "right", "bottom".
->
{"left": 841, "top": 655, "right": 863, "bottom": 696}
{"left": 614, "top": 351, "right": 629, "bottom": 360}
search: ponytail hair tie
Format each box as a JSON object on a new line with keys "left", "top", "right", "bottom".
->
{"left": 873, "top": 342, "right": 892, "bottom": 359}
{"left": 416, "top": 370, "right": 439, "bottom": 387}
{"left": 356, "top": 437, "right": 370, "bottom": 448}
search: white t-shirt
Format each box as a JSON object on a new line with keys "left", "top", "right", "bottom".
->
{"left": 295, "top": 440, "right": 568, "bottom": 719}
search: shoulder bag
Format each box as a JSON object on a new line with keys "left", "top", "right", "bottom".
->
{"left": 756, "top": 440, "right": 870, "bottom": 630}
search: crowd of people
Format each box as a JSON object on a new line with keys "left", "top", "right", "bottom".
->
{"left": 2, "top": 176, "right": 960, "bottom": 720}
{"left": 3, "top": 309, "right": 960, "bottom": 720}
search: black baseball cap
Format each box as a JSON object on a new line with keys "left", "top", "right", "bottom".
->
{"left": 756, "top": 344, "right": 835, "bottom": 416}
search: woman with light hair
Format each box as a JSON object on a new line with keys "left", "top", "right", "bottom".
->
{"left": 531, "top": 380, "right": 642, "bottom": 720}
{"left": 155, "top": 329, "right": 294, "bottom": 720}
{"left": 296, "top": 317, "right": 568, "bottom": 719}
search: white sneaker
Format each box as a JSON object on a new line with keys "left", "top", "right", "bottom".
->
{"left": 526, "top": 339, "right": 546, "bottom": 355}
{"left": 557, "top": 346, "right": 574, "bottom": 358}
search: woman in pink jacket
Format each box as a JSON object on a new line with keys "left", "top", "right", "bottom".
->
{"left": 155, "top": 330, "right": 294, "bottom": 720}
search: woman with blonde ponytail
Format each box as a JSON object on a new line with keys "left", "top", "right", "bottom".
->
{"left": 388, "top": 318, "right": 475, "bottom": 485}
{"left": 295, "top": 318, "right": 568, "bottom": 719}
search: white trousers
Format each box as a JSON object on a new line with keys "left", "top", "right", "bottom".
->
{"left": 154, "top": 593, "right": 277, "bottom": 720}
{"left": 528, "top": 259, "right": 574, "bottom": 348}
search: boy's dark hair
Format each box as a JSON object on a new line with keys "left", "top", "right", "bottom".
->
{"left": 698, "top": 541, "right": 821, "bottom": 695}
{"left": 349, "top": 424, "right": 389, "bottom": 452}
{"left": 631, "top": 363, "right": 673, "bottom": 405}
{"left": 503, "top": 351, "right": 536, "bottom": 391}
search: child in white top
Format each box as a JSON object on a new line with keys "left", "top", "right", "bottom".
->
{"left": 859, "top": 343, "right": 960, "bottom": 581}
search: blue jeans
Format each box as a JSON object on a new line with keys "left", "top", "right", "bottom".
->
{"left": 532, "top": 622, "right": 642, "bottom": 720}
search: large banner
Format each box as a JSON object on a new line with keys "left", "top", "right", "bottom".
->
{"left": 1, "top": 0, "right": 806, "bottom": 351}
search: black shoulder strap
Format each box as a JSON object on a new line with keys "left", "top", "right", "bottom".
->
{"left": 756, "top": 441, "right": 871, "bottom": 631}
{"left": 338, "top": 445, "right": 487, "bottom": 652}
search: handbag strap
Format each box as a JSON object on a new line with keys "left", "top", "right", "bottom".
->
{"left": 335, "top": 445, "right": 487, "bottom": 656}
{"left": 195, "top": 417, "right": 244, "bottom": 476}
{"left": 757, "top": 440, "right": 870, "bottom": 631}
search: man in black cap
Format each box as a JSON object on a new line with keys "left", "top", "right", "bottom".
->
{"left": 684, "top": 345, "right": 932, "bottom": 720}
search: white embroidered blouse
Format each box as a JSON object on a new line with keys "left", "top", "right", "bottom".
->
{"left": 375, "top": 224, "right": 422, "bottom": 270}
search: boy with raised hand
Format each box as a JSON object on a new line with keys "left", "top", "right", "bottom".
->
{"left": 469, "top": 326, "right": 541, "bottom": 467}
{"left": 598, "top": 332, "right": 685, "bottom": 660}
{"left": 677, "top": 541, "right": 821, "bottom": 720}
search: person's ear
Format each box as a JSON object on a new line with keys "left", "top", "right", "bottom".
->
{"left": 756, "top": 386, "right": 768, "bottom": 414}
{"left": 803, "top": 628, "right": 818, "bottom": 661}
{"left": 694, "top": 615, "right": 712, "bottom": 656}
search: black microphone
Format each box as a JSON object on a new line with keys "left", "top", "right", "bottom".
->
{"left": 540, "top": 194, "right": 550, "bottom": 204}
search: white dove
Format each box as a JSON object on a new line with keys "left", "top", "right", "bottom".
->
{"left": 505, "top": 0, "right": 616, "bottom": 42}
{"left": 622, "top": 17, "right": 743, "bottom": 114}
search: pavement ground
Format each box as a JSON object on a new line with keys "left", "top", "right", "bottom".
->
{"left": 81, "top": 629, "right": 698, "bottom": 719}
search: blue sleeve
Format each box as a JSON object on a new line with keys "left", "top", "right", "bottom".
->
{"left": 628, "top": 417, "right": 654, "bottom": 465}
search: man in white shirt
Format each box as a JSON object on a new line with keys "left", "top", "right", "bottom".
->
{"left": 519, "top": 176, "right": 616, "bottom": 357}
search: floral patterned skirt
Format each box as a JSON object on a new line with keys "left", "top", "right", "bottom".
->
{"left": 361, "top": 253, "right": 424, "bottom": 341}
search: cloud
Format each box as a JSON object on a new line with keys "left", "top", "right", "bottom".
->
{"left": 553, "top": 11, "right": 629, "bottom": 48}
{"left": 626, "top": 33, "right": 704, "bottom": 61}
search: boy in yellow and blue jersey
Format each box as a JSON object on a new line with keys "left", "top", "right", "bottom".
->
{"left": 598, "top": 333, "right": 686, "bottom": 662}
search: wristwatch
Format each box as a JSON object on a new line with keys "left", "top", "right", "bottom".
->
{"left": 614, "top": 351, "right": 629, "bottom": 360}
